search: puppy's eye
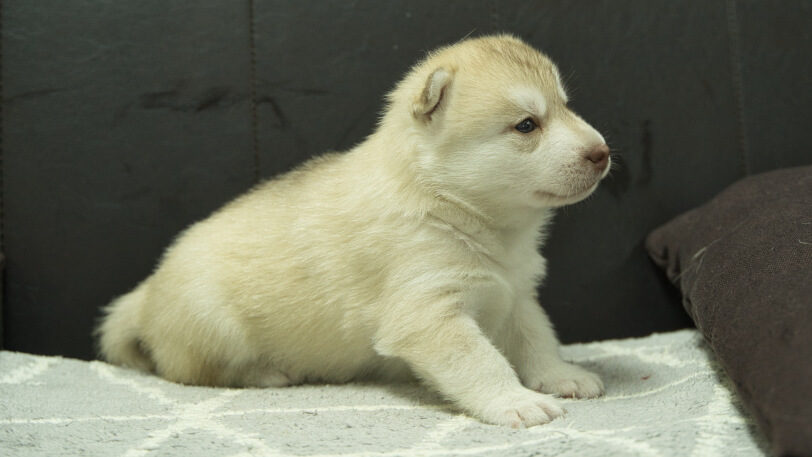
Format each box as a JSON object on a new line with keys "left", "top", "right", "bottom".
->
{"left": 515, "top": 118, "right": 536, "bottom": 133}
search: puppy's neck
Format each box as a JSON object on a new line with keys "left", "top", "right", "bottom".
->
{"left": 357, "top": 130, "right": 553, "bottom": 254}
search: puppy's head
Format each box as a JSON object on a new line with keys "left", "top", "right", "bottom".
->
{"left": 386, "top": 35, "right": 610, "bottom": 210}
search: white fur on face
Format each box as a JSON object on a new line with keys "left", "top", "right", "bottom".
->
{"left": 508, "top": 87, "right": 548, "bottom": 121}
{"left": 427, "top": 78, "right": 607, "bottom": 213}
{"left": 530, "top": 114, "right": 608, "bottom": 207}
{"left": 551, "top": 66, "right": 569, "bottom": 104}
{"left": 498, "top": 70, "right": 608, "bottom": 208}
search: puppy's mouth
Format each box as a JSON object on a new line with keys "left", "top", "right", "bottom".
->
{"left": 535, "top": 180, "right": 600, "bottom": 204}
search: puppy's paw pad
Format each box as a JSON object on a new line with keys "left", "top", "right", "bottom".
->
{"left": 532, "top": 363, "right": 604, "bottom": 399}
{"left": 479, "top": 390, "right": 564, "bottom": 428}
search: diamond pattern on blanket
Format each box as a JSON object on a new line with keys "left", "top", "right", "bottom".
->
{"left": 0, "top": 330, "right": 768, "bottom": 457}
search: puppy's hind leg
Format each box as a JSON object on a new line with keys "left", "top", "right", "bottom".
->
{"left": 236, "top": 362, "right": 293, "bottom": 388}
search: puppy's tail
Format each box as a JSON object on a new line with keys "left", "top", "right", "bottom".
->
{"left": 95, "top": 282, "right": 155, "bottom": 373}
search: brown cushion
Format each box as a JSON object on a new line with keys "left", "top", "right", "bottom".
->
{"left": 645, "top": 165, "right": 812, "bottom": 457}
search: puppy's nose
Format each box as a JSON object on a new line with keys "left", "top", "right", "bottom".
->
{"left": 585, "top": 144, "right": 610, "bottom": 171}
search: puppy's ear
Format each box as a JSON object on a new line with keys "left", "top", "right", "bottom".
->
{"left": 412, "top": 67, "right": 452, "bottom": 122}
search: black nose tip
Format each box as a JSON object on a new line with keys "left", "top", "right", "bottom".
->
{"left": 586, "top": 144, "right": 610, "bottom": 171}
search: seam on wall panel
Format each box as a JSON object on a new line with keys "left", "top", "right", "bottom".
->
{"left": 490, "top": 0, "right": 500, "bottom": 32}
{"left": 0, "top": 0, "right": 5, "bottom": 348}
{"left": 248, "top": 0, "right": 260, "bottom": 183}
{"left": 0, "top": 0, "right": 5, "bottom": 252}
{"left": 726, "top": 0, "right": 750, "bottom": 177}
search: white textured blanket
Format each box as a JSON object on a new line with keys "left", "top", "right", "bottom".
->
{"left": 0, "top": 329, "right": 768, "bottom": 456}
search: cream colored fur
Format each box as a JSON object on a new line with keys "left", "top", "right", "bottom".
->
{"left": 96, "top": 34, "right": 611, "bottom": 428}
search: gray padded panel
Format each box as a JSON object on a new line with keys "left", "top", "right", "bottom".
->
{"left": 2, "top": 1, "right": 254, "bottom": 356}
{"left": 506, "top": 0, "right": 741, "bottom": 340}
{"left": 2, "top": 1, "right": 809, "bottom": 359}
{"left": 736, "top": 1, "right": 812, "bottom": 174}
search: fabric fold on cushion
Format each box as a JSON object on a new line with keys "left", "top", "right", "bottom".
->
{"left": 646, "top": 165, "right": 812, "bottom": 457}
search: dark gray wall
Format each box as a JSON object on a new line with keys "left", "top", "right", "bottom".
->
{"left": 2, "top": 1, "right": 810, "bottom": 359}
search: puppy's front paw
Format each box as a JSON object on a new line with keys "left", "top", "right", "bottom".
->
{"left": 478, "top": 389, "right": 565, "bottom": 428}
{"left": 529, "top": 363, "right": 604, "bottom": 399}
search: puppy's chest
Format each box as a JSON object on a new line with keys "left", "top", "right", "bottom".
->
{"left": 419, "top": 212, "right": 547, "bottom": 322}
{"left": 465, "top": 242, "right": 545, "bottom": 323}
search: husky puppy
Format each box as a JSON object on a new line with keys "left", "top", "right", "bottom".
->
{"left": 97, "top": 34, "right": 610, "bottom": 427}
